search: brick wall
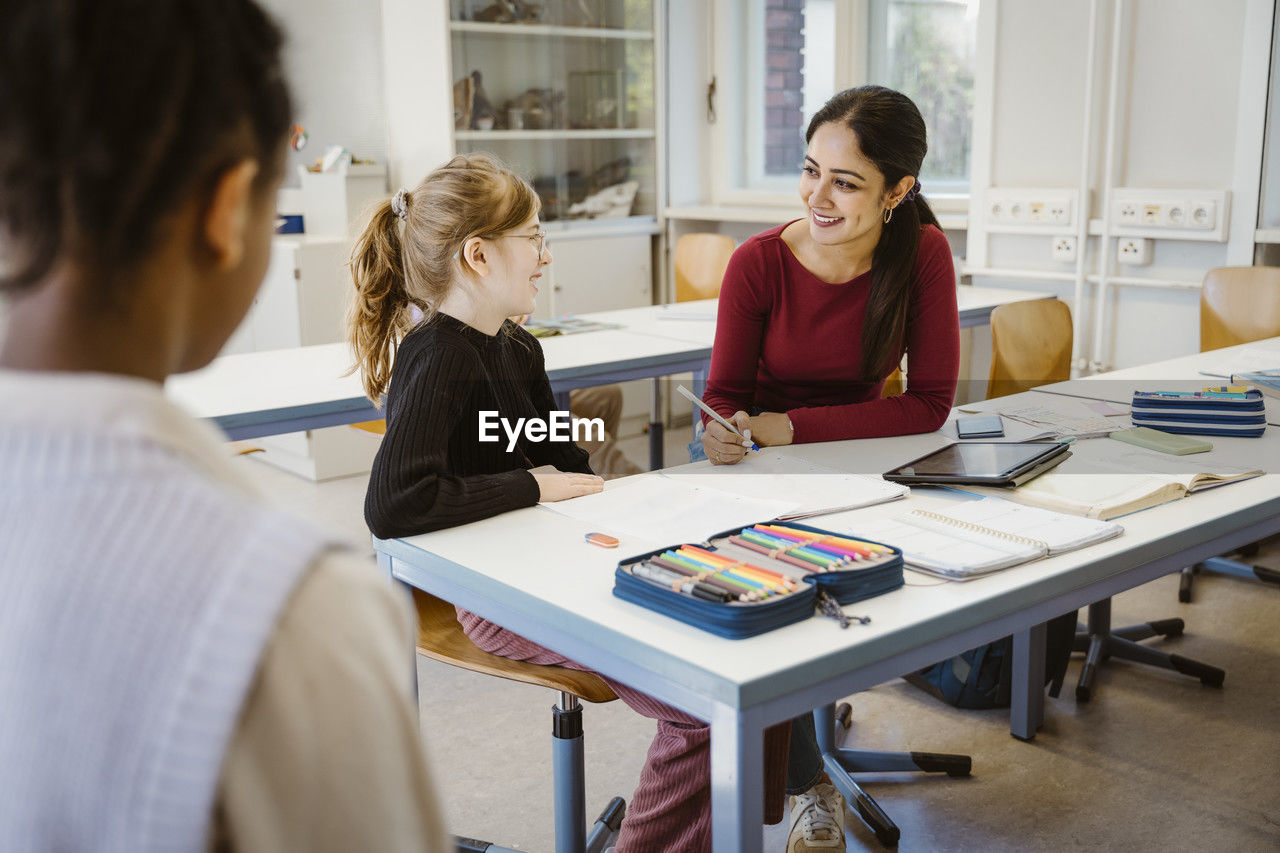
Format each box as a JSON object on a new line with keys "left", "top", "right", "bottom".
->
{"left": 764, "top": 0, "right": 806, "bottom": 174}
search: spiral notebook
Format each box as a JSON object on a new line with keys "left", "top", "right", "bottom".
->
{"left": 844, "top": 497, "right": 1123, "bottom": 580}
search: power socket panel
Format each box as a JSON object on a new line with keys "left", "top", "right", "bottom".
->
{"left": 1110, "top": 188, "right": 1230, "bottom": 242}
{"left": 1051, "top": 236, "right": 1077, "bottom": 262}
{"left": 985, "top": 188, "right": 1083, "bottom": 234}
{"left": 1117, "top": 237, "right": 1152, "bottom": 266}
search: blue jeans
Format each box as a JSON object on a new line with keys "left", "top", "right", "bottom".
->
{"left": 787, "top": 712, "right": 824, "bottom": 794}
{"left": 687, "top": 418, "right": 708, "bottom": 462}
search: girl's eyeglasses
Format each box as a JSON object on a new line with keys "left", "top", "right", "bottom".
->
{"left": 494, "top": 230, "right": 548, "bottom": 262}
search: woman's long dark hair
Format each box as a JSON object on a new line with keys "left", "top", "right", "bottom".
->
{"left": 805, "top": 86, "right": 938, "bottom": 383}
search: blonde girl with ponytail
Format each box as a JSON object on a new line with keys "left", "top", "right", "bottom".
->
{"left": 350, "top": 153, "right": 790, "bottom": 850}
{"left": 350, "top": 152, "right": 603, "bottom": 536}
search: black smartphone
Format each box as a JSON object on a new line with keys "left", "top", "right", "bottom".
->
{"left": 956, "top": 414, "right": 1005, "bottom": 439}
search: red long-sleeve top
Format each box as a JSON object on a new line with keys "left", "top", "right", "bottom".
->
{"left": 702, "top": 222, "right": 959, "bottom": 444}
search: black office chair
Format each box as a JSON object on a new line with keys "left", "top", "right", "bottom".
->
{"left": 1072, "top": 599, "right": 1225, "bottom": 702}
{"left": 1179, "top": 545, "right": 1280, "bottom": 602}
{"left": 820, "top": 702, "right": 972, "bottom": 846}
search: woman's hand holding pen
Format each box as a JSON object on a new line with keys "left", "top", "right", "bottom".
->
{"left": 702, "top": 411, "right": 754, "bottom": 465}
{"left": 532, "top": 468, "right": 604, "bottom": 501}
{"left": 747, "top": 412, "right": 794, "bottom": 447}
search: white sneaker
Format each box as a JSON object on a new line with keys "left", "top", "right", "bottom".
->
{"left": 787, "top": 782, "right": 847, "bottom": 852}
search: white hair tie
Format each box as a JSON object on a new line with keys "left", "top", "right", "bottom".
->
{"left": 390, "top": 187, "right": 409, "bottom": 222}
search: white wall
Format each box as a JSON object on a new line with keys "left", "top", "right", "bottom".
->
{"left": 260, "top": 0, "right": 389, "bottom": 185}
{"left": 663, "top": 0, "right": 1277, "bottom": 371}
{"left": 967, "top": 0, "right": 1274, "bottom": 371}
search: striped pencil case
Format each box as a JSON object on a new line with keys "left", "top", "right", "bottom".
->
{"left": 612, "top": 521, "right": 904, "bottom": 639}
{"left": 1130, "top": 390, "right": 1266, "bottom": 437}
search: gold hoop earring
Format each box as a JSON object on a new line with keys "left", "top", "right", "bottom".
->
{"left": 883, "top": 206, "right": 894, "bottom": 224}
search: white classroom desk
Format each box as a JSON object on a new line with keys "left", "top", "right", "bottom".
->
{"left": 1034, "top": 336, "right": 1280, "bottom": 426}
{"left": 374, "top": 390, "right": 1280, "bottom": 852}
{"left": 585, "top": 285, "right": 1052, "bottom": 348}
{"left": 165, "top": 328, "right": 711, "bottom": 453}
{"left": 167, "top": 287, "right": 1049, "bottom": 460}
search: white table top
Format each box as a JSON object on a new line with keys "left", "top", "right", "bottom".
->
{"left": 165, "top": 326, "right": 715, "bottom": 428}
{"left": 380, "top": 412, "right": 1280, "bottom": 712}
{"left": 166, "top": 341, "right": 367, "bottom": 423}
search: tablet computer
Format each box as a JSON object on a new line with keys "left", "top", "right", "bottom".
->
{"left": 883, "top": 441, "right": 1072, "bottom": 487}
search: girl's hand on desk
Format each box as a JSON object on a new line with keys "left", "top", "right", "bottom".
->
{"left": 703, "top": 411, "right": 753, "bottom": 465}
{"left": 747, "top": 412, "right": 794, "bottom": 447}
{"left": 533, "top": 469, "right": 604, "bottom": 502}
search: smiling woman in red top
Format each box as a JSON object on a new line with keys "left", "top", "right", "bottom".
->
{"left": 701, "top": 85, "right": 960, "bottom": 467}
{"left": 699, "top": 86, "right": 961, "bottom": 853}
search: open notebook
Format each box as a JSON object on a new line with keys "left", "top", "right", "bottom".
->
{"left": 846, "top": 496, "right": 1123, "bottom": 580}
{"left": 663, "top": 450, "right": 909, "bottom": 520}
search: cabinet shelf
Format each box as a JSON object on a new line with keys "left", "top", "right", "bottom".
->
{"left": 544, "top": 215, "right": 661, "bottom": 239}
{"left": 455, "top": 128, "right": 656, "bottom": 141}
{"left": 451, "top": 21, "right": 653, "bottom": 40}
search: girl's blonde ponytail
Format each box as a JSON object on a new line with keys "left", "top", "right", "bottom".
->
{"left": 348, "top": 198, "right": 413, "bottom": 403}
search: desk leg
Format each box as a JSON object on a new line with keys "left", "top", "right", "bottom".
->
{"left": 692, "top": 363, "right": 709, "bottom": 399}
{"left": 1010, "top": 623, "right": 1047, "bottom": 741}
{"left": 380, "top": 552, "right": 421, "bottom": 709}
{"left": 648, "top": 379, "right": 663, "bottom": 471}
{"left": 710, "top": 703, "right": 764, "bottom": 853}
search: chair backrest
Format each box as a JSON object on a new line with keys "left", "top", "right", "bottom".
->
{"left": 674, "top": 233, "right": 736, "bottom": 302}
{"left": 880, "top": 367, "right": 904, "bottom": 398}
{"left": 1199, "top": 266, "right": 1280, "bottom": 352}
{"left": 987, "top": 299, "right": 1073, "bottom": 399}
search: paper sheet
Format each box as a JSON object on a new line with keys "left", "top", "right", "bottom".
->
{"left": 998, "top": 398, "right": 1130, "bottom": 438}
{"left": 1195, "top": 345, "right": 1280, "bottom": 379}
{"left": 540, "top": 475, "right": 793, "bottom": 545}
{"left": 663, "top": 450, "right": 908, "bottom": 519}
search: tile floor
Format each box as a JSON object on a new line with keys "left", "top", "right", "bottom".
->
{"left": 236, "top": 424, "right": 1280, "bottom": 852}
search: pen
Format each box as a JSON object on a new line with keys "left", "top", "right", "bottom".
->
{"left": 676, "top": 385, "right": 760, "bottom": 451}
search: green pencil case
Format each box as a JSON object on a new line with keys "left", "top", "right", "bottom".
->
{"left": 1109, "top": 426, "right": 1212, "bottom": 455}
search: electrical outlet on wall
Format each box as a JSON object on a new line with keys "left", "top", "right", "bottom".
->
{"left": 1051, "top": 236, "right": 1077, "bottom": 262}
{"left": 1117, "top": 237, "right": 1151, "bottom": 266}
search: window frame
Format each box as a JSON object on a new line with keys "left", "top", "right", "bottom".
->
{"left": 709, "top": 0, "right": 973, "bottom": 213}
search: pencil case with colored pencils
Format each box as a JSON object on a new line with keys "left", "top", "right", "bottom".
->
{"left": 612, "top": 521, "right": 904, "bottom": 639}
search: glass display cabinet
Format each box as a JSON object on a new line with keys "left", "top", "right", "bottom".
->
{"left": 448, "top": 1, "right": 659, "bottom": 230}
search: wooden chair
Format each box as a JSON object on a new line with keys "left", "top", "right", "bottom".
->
{"left": 880, "top": 367, "right": 904, "bottom": 398}
{"left": 986, "top": 299, "right": 1073, "bottom": 399}
{"left": 674, "top": 233, "right": 735, "bottom": 302}
{"left": 1179, "top": 266, "right": 1280, "bottom": 601}
{"left": 1199, "top": 265, "right": 1280, "bottom": 351}
{"left": 350, "top": 419, "right": 387, "bottom": 435}
{"left": 414, "top": 589, "right": 625, "bottom": 852}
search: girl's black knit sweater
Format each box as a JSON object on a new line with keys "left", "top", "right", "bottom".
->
{"left": 364, "top": 313, "right": 592, "bottom": 539}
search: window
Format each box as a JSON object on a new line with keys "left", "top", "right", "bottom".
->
{"left": 868, "top": 0, "right": 978, "bottom": 194}
{"left": 713, "top": 0, "right": 978, "bottom": 205}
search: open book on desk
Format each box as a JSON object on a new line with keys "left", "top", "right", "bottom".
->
{"left": 972, "top": 467, "right": 1262, "bottom": 520}
{"left": 663, "top": 450, "right": 909, "bottom": 520}
{"left": 1232, "top": 368, "right": 1280, "bottom": 400}
{"left": 843, "top": 496, "right": 1123, "bottom": 580}
{"left": 524, "top": 317, "right": 622, "bottom": 337}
